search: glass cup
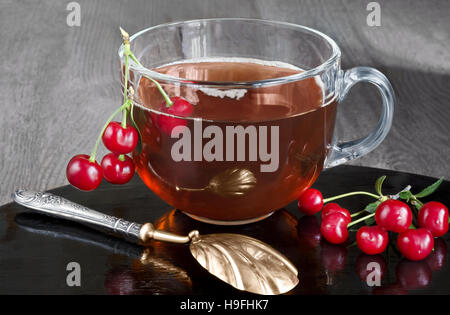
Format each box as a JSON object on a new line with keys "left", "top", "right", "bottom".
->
{"left": 119, "top": 18, "right": 394, "bottom": 225}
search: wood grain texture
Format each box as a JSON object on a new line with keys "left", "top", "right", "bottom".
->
{"left": 0, "top": 0, "right": 449, "bottom": 205}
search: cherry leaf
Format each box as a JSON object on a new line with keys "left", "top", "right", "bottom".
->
{"left": 364, "top": 201, "right": 381, "bottom": 213}
{"left": 399, "top": 190, "right": 413, "bottom": 201}
{"left": 375, "top": 175, "right": 386, "bottom": 196}
{"left": 415, "top": 178, "right": 443, "bottom": 198}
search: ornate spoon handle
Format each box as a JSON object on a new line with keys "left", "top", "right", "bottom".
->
{"left": 12, "top": 190, "right": 195, "bottom": 244}
{"left": 12, "top": 190, "right": 144, "bottom": 242}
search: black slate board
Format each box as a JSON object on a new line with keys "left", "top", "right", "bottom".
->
{"left": 0, "top": 165, "right": 449, "bottom": 295}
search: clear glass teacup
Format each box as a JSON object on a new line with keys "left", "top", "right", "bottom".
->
{"left": 119, "top": 18, "right": 394, "bottom": 225}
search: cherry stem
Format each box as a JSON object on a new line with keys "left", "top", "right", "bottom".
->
{"left": 120, "top": 27, "right": 172, "bottom": 107}
{"left": 347, "top": 213, "right": 375, "bottom": 228}
{"left": 88, "top": 28, "right": 173, "bottom": 164}
{"left": 121, "top": 45, "right": 130, "bottom": 129}
{"left": 127, "top": 49, "right": 173, "bottom": 107}
{"left": 410, "top": 195, "right": 424, "bottom": 210}
{"left": 350, "top": 209, "right": 366, "bottom": 218}
{"left": 323, "top": 191, "right": 380, "bottom": 203}
{"left": 89, "top": 100, "right": 131, "bottom": 163}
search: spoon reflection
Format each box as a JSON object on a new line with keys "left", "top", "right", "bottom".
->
{"left": 14, "top": 212, "right": 193, "bottom": 294}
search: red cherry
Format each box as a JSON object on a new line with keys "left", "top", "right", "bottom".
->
{"left": 425, "top": 237, "right": 447, "bottom": 271}
{"left": 418, "top": 201, "right": 449, "bottom": 237}
{"left": 356, "top": 226, "right": 389, "bottom": 255}
{"left": 375, "top": 199, "right": 412, "bottom": 233}
{"left": 320, "top": 212, "right": 349, "bottom": 244}
{"left": 396, "top": 260, "right": 432, "bottom": 290}
{"left": 397, "top": 228, "right": 434, "bottom": 261}
{"left": 66, "top": 154, "right": 103, "bottom": 191}
{"left": 157, "top": 97, "right": 194, "bottom": 135}
{"left": 101, "top": 153, "right": 135, "bottom": 184}
{"left": 355, "top": 254, "right": 387, "bottom": 283}
{"left": 102, "top": 122, "right": 139, "bottom": 154}
{"left": 297, "top": 188, "right": 323, "bottom": 215}
{"left": 321, "top": 203, "right": 351, "bottom": 223}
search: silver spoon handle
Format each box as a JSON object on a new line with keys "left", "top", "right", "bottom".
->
{"left": 12, "top": 189, "right": 143, "bottom": 242}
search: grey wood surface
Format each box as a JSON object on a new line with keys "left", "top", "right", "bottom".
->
{"left": 0, "top": 0, "right": 449, "bottom": 205}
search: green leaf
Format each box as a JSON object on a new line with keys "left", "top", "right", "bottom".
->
{"left": 364, "top": 201, "right": 381, "bottom": 213}
{"left": 399, "top": 190, "right": 413, "bottom": 201}
{"left": 415, "top": 178, "right": 444, "bottom": 198}
{"left": 365, "top": 216, "right": 376, "bottom": 226}
{"left": 375, "top": 175, "right": 386, "bottom": 196}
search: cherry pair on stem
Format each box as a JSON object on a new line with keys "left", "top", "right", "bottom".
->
{"left": 66, "top": 28, "right": 194, "bottom": 191}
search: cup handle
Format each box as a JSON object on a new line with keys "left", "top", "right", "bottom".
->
{"left": 325, "top": 67, "right": 395, "bottom": 168}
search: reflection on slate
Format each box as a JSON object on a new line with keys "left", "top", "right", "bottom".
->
{"left": 15, "top": 213, "right": 193, "bottom": 295}
{"left": 1, "top": 166, "right": 449, "bottom": 294}
{"left": 12, "top": 189, "right": 300, "bottom": 295}
{"left": 11, "top": 206, "right": 450, "bottom": 295}
{"left": 153, "top": 209, "right": 328, "bottom": 294}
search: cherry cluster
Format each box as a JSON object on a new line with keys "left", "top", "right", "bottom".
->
{"left": 66, "top": 96, "right": 193, "bottom": 191}
{"left": 297, "top": 177, "right": 448, "bottom": 261}
{"left": 66, "top": 123, "right": 138, "bottom": 190}
{"left": 65, "top": 28, "right": 194, "bottom": 191}
{"left": 297, "top": 214, "right": 447, "bottom": 293}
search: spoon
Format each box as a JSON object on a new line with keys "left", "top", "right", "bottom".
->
{"left": 12, "top": 189, "right": 299, "bottom": 295}
{"left": 178, "top": 167, "right": 257, "bottom": 196}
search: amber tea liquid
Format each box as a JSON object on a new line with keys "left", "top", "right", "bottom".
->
{"left": 132, "top": 58, "right": 337, "bottom": 222}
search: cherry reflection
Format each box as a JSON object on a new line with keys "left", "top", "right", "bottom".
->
{"left": 105, "top": 267, "right": 135, "bottom": 295}
{"left": 297, "top": 215, "right": 321, "bottom": 249}
{"left": 396, "top": 259, "right": 432, "bottom": 290}
{"left": 426, "top": 237, "right": 447, "bottom": 271}
{"left": 372, "top": 283, "right": 408, "bottom": 295}
{"left": 355, "top": 254, "right": 387, "bottom": 283}
{"left": 320, "top": 239, "right": 348, "bottom": 286}
{"left": 368, "top": 238, "right": 447, "bottom": 294}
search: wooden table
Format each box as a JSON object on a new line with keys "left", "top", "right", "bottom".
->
{"left": 0, "top": 165, "right": 448, "bottom": 295}
{"left": 1, "top": 0, "right": 450, "bottom": 206}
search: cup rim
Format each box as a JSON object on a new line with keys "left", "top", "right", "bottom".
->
{"left": 118, "top": 18, "right": 341, "bottom": 88}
